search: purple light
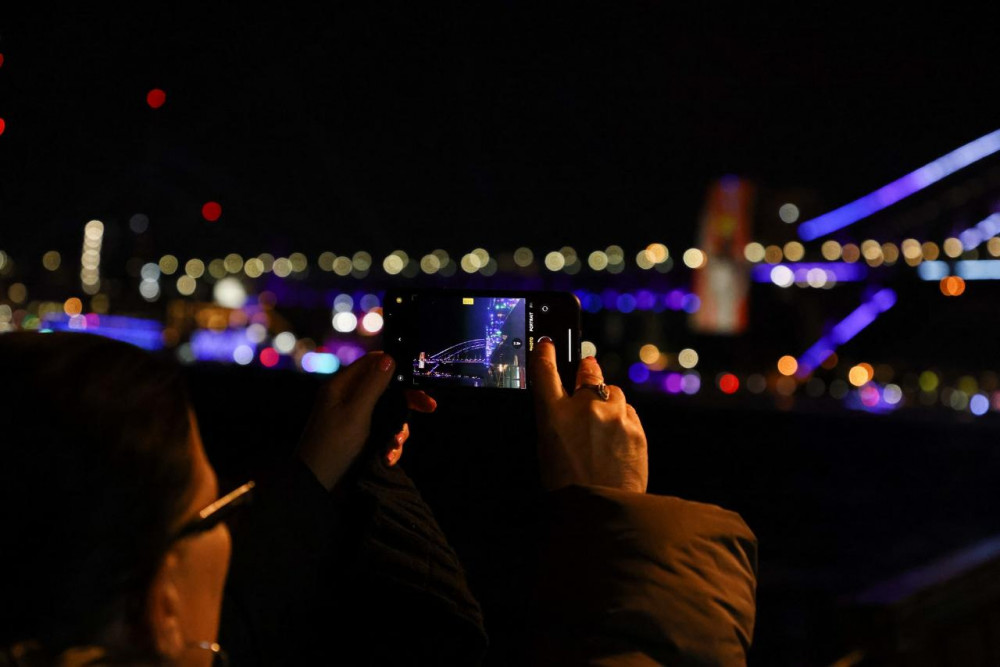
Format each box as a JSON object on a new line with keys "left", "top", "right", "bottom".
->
{"left": 635, "top": 290, "right": 656, "bottom": 310}
{"left": 958, "top": 213, "right": 1000, "bottom": 251}
{"left": 665, "top": 290, "right": 685, "bottom": 310}
{"left": 616, "top": 293, "right": 637, "bottom": 313}
{"left": 41, "top": 313, "right": 164, "bottom": 350}
{"left": 682, "top": 294, "right": 701, "bottom": 313}
{"left": 664, "top": 373, "right": 683, "bottom": 394}
{"left": 798, "top": 129, "right": 1000, "bottom": 241}
{"left": 796, "top": 288, "right": 897, "bottom": 378}
{"left": 601, "top": 289, "right": 619, "bottom": 311}
{"left": 750, "top": 262, "right": 868, "bottom": 283}
{"left": 191, "top": 329, "right": 253, "bottom": 362}
{"left": 681, "top": 373, "right": 701, "bottom": 394}
{"left": 330, "top": 342, "right": 366, "bottom": 365}
{"left": 628, "top": 362, "right": 650, "bottom": 384}
{"left": 971, "top": 394, "right": 990, "bottom": 416}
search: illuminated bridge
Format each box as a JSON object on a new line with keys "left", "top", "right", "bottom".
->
{"left": 424, "top": 339, "right": 488, "bottom": 364}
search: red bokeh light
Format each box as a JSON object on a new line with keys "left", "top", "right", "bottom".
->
{"left": 0, "top": 118, "right": 5, "bottom": 137}
{"left": 719, "top": 373, "right": 740, "bottom": 394}
{"left": 0, "top": 53, "right": 5, "bottom": 68}
{"left": 260, "top": 347, "right": 279, "bottom": 368}
{"left": 202, "top": 201, "right": 222, "bottom": 221}
{"left": 146, "top": 88, "right": 166, "bottom": 109}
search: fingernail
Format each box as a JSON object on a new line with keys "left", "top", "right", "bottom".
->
{"left": 386, "top": 447, "right": 401, "bottom": 466}
{"left": 394, "top": 431, "right": 406, "bottom": 447}
{"left": 379, "top": 354, "right": 395, "bottom": 372}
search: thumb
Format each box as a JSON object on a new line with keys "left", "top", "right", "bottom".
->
{"left": 530, "top": 339, "right": 566, "bottom": 413}
{"left": 345, "top": 352, "right": 396, "bottom": 418}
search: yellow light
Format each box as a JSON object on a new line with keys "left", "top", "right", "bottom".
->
{"left": 8, "top": 283, "right": 27, "bottom": 304}
{"left": 177, "top": 275, "right": 196, "bottom": 296}
{"left": 461, "top": 254, "right": 481, "bottom": 273}
{"left": 185, "top": 258, "right": 205, "bottom": 279}
{"left": 922, "top": 242, "right": 940, "bottom": 261}
{"left": 988, "top": 237, "right": 1000, "bottom": 257}
{"left": 777, "top": 355, "right": 798, "bottom": 376}
{"left": 605, "top": 245, "right": 625, "bottom": 265}
{"left": 943, "top": 237, "right": 963, "bottom": 258}
{"left": 383, "top": 254, "right": 404, "bottom": 275}
{"left": 588, "top": 251, "right": 608, "bottom": 270}
{"left": 244, "top": 258, "right": 264, "bottom": 278}
{"left": 159, "top": 255, "right": 179, "bottom": 275}
{"left": 919, "top": 371, "right": 939, "bottom": 392}
{"left": 289, "top": 252, "right": 308, "bottom": 272}
{"left": 318, "top": 252, "right": 336, "bottom": 271}
{"left": 42, "top": 251, "right": 61, "bottom": 271}
{"left": 639, "top": 344, "right": 660, "bottom": 365}
{"left": 224, "top": 254, "right": 243, "bottom": 273}
{"left": 744, "top": 242, "right": 766, "bottom": 263}
{"left": 544, "top": 251, "right": 565, "bottom": 271}
{"left": 841, "top": 243, "right": 860, "bottom": 263}
{"left": 881, "top": 243, "right": 899, "bottom": 265}
{"left": 646, "top": 243, "right": 669, "bottom": 264}
{"left": 901, "top": 238, "right": 922, "bottom": 260}
{"left": 90, "top": 294, "right": 109, "bottom": 314}
{"left": 513, "top": 247, "right": 534, "bottom": 267}
{"left": 649, "top": 353, "right": 669, "bottom": 371}
{"left": 259, "top": 253, "right": 275, "bottom": 273}
{"left": 351, "top": 251, "right": 372, "bottom": 272}
{"left": 821, "top": 241, "right": 842, "bottom": 261}
{"left": 273, "top": 258, "right": 293, "bottom": 277}
{"left": 332, "top": 256, "right": 353, "bottom": 276}
{"left": 208, "top": 259, "right": 226, "bottom": 279}
{"left": 63, "top": 297, "right": 83, "bottom": 316}
{"left": 473, "top": 248, "right": 490, "bottom": 265}
{"left": 764, "top": 245, "right": 783, "bottom": 264}
{"left": 636, "top": 249, "right": 655, "bottom": 269}
{"left": 678, "top": 348, "right": 698, "bottom": 369}
{"left": 783, "top": 241, "right": 805, "bottom": 262}
{"left": 420, "top": 254, "right": 441, "bottom": 274}
{"left": 848, "top": 365, "right": 870, "bottom": 387}
{"left": 462, "top": 297, "right": 474, "bottom": 305}
{"left": 682, "top": 248, "right": 706, "bottom": 269}
{"left": 861, "top": 240, "right": 882, "bottom": 261}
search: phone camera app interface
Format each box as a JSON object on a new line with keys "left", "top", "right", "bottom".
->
{"left": 413, "top": 296, "right": 527, "bottom": 389}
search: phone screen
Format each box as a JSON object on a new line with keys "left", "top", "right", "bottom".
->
{"left": 384, "top": 290, "right": 580, "bottom": 391}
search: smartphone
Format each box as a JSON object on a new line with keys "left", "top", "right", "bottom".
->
{"left": 383, "top": 289, "right": 581, "bottom": 392}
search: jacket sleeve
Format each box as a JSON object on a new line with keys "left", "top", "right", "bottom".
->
{"left": 531, "top": 485, "right": 758, "bottom": 666}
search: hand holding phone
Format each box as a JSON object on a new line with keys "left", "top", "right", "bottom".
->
{"left": 383, "top": 289, "right": 581, "bottom": 393}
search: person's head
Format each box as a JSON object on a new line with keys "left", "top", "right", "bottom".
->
{"left": 0, "top": 332, "right": 231, "bottom": 666}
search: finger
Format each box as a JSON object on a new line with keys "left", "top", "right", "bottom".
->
{"left": 344, "top": 352, "right": 396, "bottom": 416}
{"left": 404, "top": 389, "right": 437, "bottom": 413}
{"left": 386, "top": 423, "right": 409, "bottom": 466}
{"left": 530, "top": 339, "right": 566, "bottom": 410}
{"left": 574, "top": 382, "right": 626, "bottom": 405}
{"left": 574, "top": 356, "right": 605, "bottom": 390}
{"left": 320, "top": 352, "right": 380, "bottom": 404}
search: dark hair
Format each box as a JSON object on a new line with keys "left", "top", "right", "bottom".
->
{"left": 0, "top": 332, "right": 195, "bottom": 661}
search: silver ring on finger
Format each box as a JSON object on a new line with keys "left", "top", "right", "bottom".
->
{"left": 579, "top": 382, "right": 611, "bottom": 401}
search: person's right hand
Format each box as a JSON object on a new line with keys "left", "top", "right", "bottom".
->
{"left": 530, "top": 340, "right": 648, "bottom": 493}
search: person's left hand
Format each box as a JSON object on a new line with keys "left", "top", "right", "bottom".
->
{"left": 297, "top": 352, "right": 436, "bottom": 490}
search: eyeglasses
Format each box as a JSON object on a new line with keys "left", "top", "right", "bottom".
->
{"left": 173, "top": 480, "right": 255, "bottom": 542}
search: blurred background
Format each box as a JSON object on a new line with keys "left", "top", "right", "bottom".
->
{"left": 3, "top": 6, "right": 1000, "bottom": 665}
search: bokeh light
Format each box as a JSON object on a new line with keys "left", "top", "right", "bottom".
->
{"left": 678, "top": 348, "right": 698, "bottom": 369}
{"left": 777, "top": 355, "right": 798, "bottom": 376}
{"left": 202, "top": 201, "right": 222, "bottom": 222}
{"left": 146, "top": 88, "right": 166, "bottom": 108}
{"left": 779, "top": 203, "right": 800, "bottom": 223}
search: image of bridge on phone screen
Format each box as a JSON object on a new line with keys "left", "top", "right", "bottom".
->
{"left": 413, "top": 296, "right": 527, "bottom": 388}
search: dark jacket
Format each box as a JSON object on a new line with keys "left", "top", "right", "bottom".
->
{"left": 221, "top": 458, "right": 757, "bottom": 665}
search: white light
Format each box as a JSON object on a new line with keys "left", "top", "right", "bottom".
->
{"left": 139, "top": 280, "right": 160, "bottom": 301}
{"left": 770, "top": 265, "right": 795, "bottom": 288}
{"left": 779, "top": 203, "right": 800, "bottom": 223}
{"left": 883, "top": 384, "right": 903, "bottom": 405}
{"left": 246, "top": 323, "right": 268, "bottom": 344}
{"left": 581, "top": 340, "right": 597, "bottom": 358}
{"left": 333, "top": 311, "right": 358, "bottom": 333}
{"left": 744, "top": 242, "right": 766, "bottom": 263}
{"left": 213, "top": 277, "right": 247, "bottom": 309}
{"left": 806, "top": 268, "right": 828, "bottom": 288}
{"left": 678, "top": 348, "right": 699, "bottom": 369}
{"left": 333, "top": 294, "right": 354, "bottom": 312}
{"left": 141, "top": 263, "right": 161, "bottom": 281}
{"left": 272, "top": 258, "right": 293, "bottom": 277}
{"left": 84, "top": 220, "right": 105, "bottom": 239}
{"left": 362, "top": 311, "right": 384, "bottom": 333}
{"left": 274, "top": 332, "right": 297, "bottom": 354}
{"left": 233, "top": 345, "right": 254, "bottom": 365}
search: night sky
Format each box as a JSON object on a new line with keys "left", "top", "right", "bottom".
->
{"left": 2, "top": 6, "right": 998, "bottom": 258}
